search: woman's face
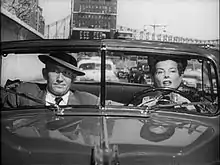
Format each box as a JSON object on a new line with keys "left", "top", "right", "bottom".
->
{"left": 154, "top": 60, "right": 183, "bottom": 89}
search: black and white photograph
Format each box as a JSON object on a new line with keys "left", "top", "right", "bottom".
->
{"left": 1, "top": 0, "right": 219, "bottom": 164}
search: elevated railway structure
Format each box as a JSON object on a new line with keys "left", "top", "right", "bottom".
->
{"left": 45, "top": 15, "right": 219, "bottom": 48}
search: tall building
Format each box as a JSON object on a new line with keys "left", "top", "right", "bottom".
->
{"left": 70, "top": 0, "right": 117, "bottom": 40}
{"left": 36, "top": 6, "right": 45, "bottom": 35}
{"left": 1, "top": 0, "right": 45, "bottom": 35}
{"left": 23, "top": 0, "right": 38, "bottom": 30}
{"left": 20, "top": 0, "right": 45, "bottom": 35}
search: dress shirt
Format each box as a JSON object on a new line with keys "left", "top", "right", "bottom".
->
{"left": 45, "top": 90, "right": 70, "bottom": 106}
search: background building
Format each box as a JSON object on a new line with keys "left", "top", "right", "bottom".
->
{"left": 70, "top": 0, "right": 117, "bottom": 40}
{"left": 36, "top": 6, "right": 45, "bottom": 34}
{"left": 1, "top": 0, "right": 45, "bottom": 35}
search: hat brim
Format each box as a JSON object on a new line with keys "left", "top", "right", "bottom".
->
{"left": 38, "top": 55, "right": 85, "bottom": 76}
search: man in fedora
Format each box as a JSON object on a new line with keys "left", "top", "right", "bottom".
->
{"left": 3, "top": 52, "right": 99, "bottom": 107}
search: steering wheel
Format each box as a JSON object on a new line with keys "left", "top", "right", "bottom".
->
{"left": 125, "top": 87, "right": 194, "bottom": 106}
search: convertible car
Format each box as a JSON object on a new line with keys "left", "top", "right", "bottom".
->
{"left": 1, "top": 39, "right": 219, "bottom": 165}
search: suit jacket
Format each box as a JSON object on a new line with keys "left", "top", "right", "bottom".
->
{"left": 3, "top": 82, "right": 99, "bottom": 108}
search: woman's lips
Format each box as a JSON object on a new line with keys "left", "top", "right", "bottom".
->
{"left": 163, "top": 80, "right": 172, "bottom": 86}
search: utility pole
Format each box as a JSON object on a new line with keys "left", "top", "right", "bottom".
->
{"left": 144, "top": 24, "right": 167, "bottom": 40}
{"left": 69, "top": 0, "right": 74, "bottom": 38}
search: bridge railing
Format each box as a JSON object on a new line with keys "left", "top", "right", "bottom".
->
{"left": 117, "top": 25, "right": 219, "bottom": 46}
{"left": 45, "top": 17, "right": 219, "bottom": 47}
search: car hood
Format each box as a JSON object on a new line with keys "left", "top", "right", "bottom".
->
{"left": 1, "top": 107, "right": 219, "bottom": 165}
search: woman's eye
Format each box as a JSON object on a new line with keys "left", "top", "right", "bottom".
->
{"left": 156, "top": 70, "right": 164, "bottom": 74}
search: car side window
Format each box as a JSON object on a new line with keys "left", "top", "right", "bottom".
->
{"left": 202, "top": 60, "right": 218, "bottom": 99}
{"left": 183, "top": 59, "right": 202, "bottom": 90}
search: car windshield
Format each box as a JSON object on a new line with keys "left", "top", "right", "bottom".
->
{"left": 1, "top": 45, "right": 219, "bottom": 114}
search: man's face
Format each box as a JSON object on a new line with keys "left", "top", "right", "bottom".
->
{"left": 154, "top": 60, "right": 183, "bottom": 89}
{"left": 43, "top": 62, "right": 75, "bottom": 96}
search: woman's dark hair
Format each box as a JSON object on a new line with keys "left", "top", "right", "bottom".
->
{"left": 148, "top": 56, "right": 188, "bottom": 75}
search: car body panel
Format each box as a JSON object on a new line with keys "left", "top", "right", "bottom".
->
{"left": 1, "top": 108, "right": 219, "bottom": 165}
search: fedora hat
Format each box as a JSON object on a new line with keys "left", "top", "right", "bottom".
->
{"left": 38, "top": 52, "right": 85, "bottom": 76}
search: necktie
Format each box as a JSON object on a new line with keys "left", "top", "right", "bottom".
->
{"left": 55, "top": 97, "right": 63, "bottom": 105}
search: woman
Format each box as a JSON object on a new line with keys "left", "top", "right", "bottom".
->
{"left": 146, "top": 56, "right": 200, "bottom": 107}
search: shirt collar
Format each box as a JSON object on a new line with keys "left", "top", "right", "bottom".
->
{"left": 46, "top": 89, "right": 70, "bottom": 105}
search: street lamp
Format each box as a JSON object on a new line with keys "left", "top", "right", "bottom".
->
{"left": 144, "top": 24, "right": 167, "bottom": 40}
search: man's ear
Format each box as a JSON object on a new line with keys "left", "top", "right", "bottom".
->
{"left": 42, "top": 68, "right": 48, "bottom": 80}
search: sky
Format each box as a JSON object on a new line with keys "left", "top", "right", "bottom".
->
{"left": 39, "top": 0, "right": 219, "bottom": 40}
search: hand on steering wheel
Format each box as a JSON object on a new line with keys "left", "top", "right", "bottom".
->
{"left": 125, "top": 87, "right": 193, "bottom": 107}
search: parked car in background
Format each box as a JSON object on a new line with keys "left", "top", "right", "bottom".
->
{"left": 183, "top": 70, "right": 202, "bottom": 88}
{"left": 116, "top": 67, "right": 129, "bottom": 79}
{"left": 77, "top": 56, "right": 119, "bottom": 82}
